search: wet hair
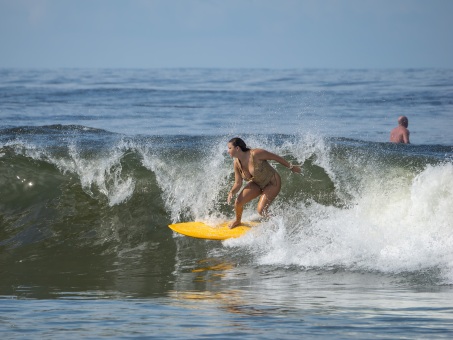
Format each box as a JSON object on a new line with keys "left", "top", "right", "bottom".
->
{"left": 398, "top": 116, "right": 409, "bottom": 128}
{"left": 229, "top": 137, "right": 250, "bottom": 152}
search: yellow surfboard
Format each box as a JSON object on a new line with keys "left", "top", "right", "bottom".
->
{"left": 168, "top": 221, "right": 259, "bottom": 240}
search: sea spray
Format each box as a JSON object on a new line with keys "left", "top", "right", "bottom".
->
{"left": 224, "top": 162, "right": 453, "bottom": 283}
{"left": 141, "top": 139, "right": 233, "bottom": 222}
{"left": 65, "top": 142, "right": 135, "bottom": 206}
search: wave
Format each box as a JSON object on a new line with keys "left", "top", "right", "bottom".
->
{"left": 1, "top": 125, "right": 452, "bottom": 284}
{"left": 225, "top": 162, "right": 453, "bottom": 280}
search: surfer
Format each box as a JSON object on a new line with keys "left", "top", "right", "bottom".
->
{"left": 226, "top": 137, "right": 301, "bottom": 229}
{"left": 390, "top": 116, "right": 410, "bottom": 144}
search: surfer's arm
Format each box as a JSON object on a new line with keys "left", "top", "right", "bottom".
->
{"left": 228, "top": 161, "right": 243, "bottom": 204}
{"left": 255, "top": 149, "right": 302, "bottom": 173}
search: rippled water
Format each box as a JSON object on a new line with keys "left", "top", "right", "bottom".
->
{"left": 1, "top": 68, "right": 452, "bottom": 338}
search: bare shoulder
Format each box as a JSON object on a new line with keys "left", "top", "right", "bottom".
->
{"left": 252, "top": 148, "right": 265, "bottom": 155}
{"left": 253, "top": 148, "right": 279, "bottom": 160}
{"left": 252, "top": 148, "right": 269, "bottom": 158}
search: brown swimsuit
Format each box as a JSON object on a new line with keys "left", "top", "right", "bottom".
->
{"left": 236, "top": 149, "right": 276, "bottom": 190}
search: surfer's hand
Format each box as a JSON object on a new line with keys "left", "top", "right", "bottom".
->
{"left": 227, "top": 191, "right": 233, "bottom": 204}
{"left": 290, "top": 165, "right": 302, "bottom": 174}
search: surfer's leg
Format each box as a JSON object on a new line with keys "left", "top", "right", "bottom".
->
{"left": 257, "top": 173, "right": 281, "bottom": 217}
{"left": 229, "top": 182, "right": 261, "bottom": 228}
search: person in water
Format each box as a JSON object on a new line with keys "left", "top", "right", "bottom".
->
{"left": 226, "top": 137, "right": 301, "bottom": 229}
{"left": 390, "top": 115, "right": 410, "bottom": 144}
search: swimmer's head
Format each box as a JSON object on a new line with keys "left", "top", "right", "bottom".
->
{"left": 398, "top": 116, "right": 409, "bottom": 128}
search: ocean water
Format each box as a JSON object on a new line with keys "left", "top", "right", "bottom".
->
{"left": 1, "top": 68, "right": 453, "bottom": 338}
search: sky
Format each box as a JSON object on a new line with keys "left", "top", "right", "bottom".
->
{"left": 1, "top": 0, "right": 453, "bottom": 69}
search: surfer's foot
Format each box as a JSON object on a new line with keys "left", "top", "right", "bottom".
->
{"left": 228, "top": 220, "right": 241, "bottom": 229}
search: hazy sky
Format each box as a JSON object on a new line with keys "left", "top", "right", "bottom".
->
{"left": 1, "top": 0, "right": 452, "bottom": 69}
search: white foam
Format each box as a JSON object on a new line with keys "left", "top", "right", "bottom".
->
{"left": 62, "top": 142, "right": 136, "bottom": 206}
{"left": 35, "top": 140, "right": 136, "bottom": 206}
{"left": 141, "top": 140, "right": 233, "bottom": 222}
{"left": 224, "top": 162, "right": 453, "bottom": 283}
